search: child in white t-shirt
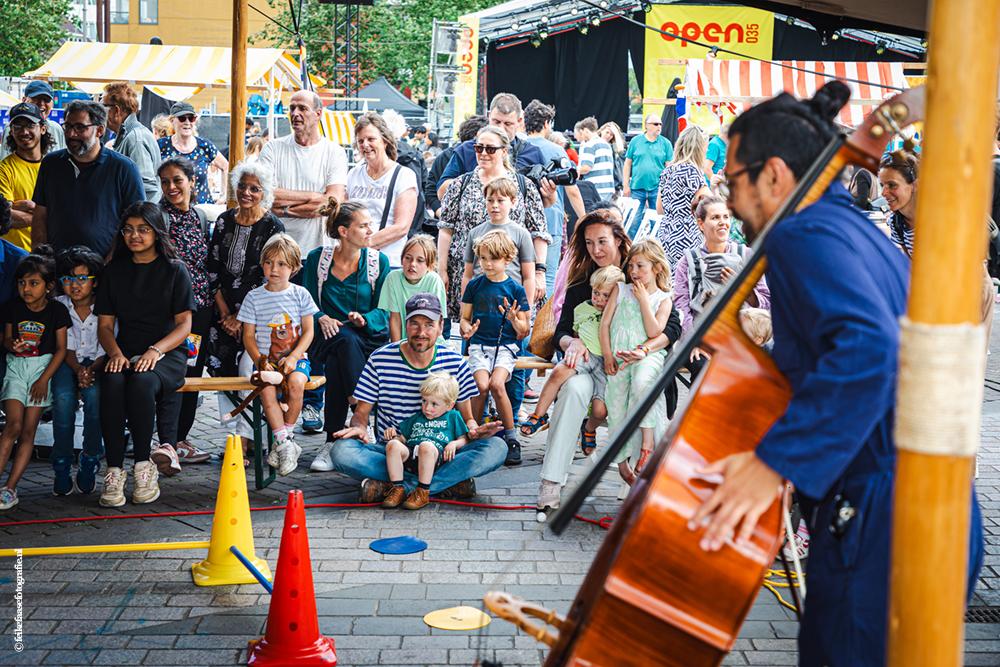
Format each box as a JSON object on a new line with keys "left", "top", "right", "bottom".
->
{"left": 238, "top": 234, "right": 318, "bottom": 475}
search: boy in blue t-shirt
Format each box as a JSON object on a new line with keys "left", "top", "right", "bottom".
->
{"left": 460, "top": 230, "right": 529, "bottom": 462}
{"left": 382, "top": 373, "right": 469, "bottom": 510}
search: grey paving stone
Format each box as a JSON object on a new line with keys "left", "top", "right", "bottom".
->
{"left": 41, "top": 648, "right": 99, "bottom": 664}
{"left": 141, "top": 648, "right": 244, "bottom": 664}
{"left": 352, "top": 615, "right": 431, "bottom": 636}
{"left": 92, "top": 649, "right": 150, "bottom": 665}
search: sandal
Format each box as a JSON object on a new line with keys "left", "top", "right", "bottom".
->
{"left": 175, "top": 440, "right": 212, "bottom": 464}
{"left": 520, "top": 413, "right": 549, "bottom": 436}
{"left": 579, "top": 423, "right": 597, "bottom": 457}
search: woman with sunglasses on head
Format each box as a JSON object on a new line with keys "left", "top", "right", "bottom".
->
{"left": 206, "top": 161, "right": 284, "bottom": 456}
{"left": 437, "top": 125, "right": 548, "bottom": 320}
{"left": 147, "top": 157, "right": 214, "bottom": 472}
{"left": 96, "top": 202, "right": 195, "bottom": 508}
{"left": 157, "top": 102, "right": 228, "bottom": 205}
{"left": 877, "top": 150, "right": 919, "bottom": 255}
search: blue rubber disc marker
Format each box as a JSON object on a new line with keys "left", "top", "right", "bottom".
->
{"left": 369, "top": 536, "right": 428, "bottom": 555}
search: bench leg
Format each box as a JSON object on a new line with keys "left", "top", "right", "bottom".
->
{"left": 252, "top": 398, "right": 276, "bottom": 490}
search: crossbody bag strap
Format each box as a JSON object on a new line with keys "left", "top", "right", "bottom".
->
{"left": 378, "top": 165, "right": 402, "bottom": 231}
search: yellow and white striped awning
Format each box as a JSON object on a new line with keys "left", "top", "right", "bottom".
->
{"left": 0, "top": 90, "right": 20, "bottom": 108}
{"left": 23, "top": 42, "right": 325, "bottom": 102}
{"left": 320, "top": 109, "right": 355, "bottom": 147}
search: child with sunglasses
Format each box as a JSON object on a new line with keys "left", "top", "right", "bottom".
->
{"left": 50, "top": 246, "right": 106, "bottom": 496}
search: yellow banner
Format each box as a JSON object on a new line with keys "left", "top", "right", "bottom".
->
{"left": 643, "top": 5, "right": 774, "bottom": 123}
{"left": 454, "top": 16, "right": 480, "bottom": 128}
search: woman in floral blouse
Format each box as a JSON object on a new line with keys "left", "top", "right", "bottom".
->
{"left": 206, "top": 161, "right": 283, "bottom": 440}
{"left": 436, "top": 125, "right": 548, "bottom": 320}
{"left": 153, "top": 157, "right": 214, "bottom": 470}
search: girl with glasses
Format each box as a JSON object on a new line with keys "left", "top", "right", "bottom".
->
{"left": 95, "top": 202, "right": 195, "bottom": 508}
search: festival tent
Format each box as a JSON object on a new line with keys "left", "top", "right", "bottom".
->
{"left": 683, "top": 59, "right": 910, "bottom": 127}
{"left": 334, "top": 76, "right": 426, "bottom": 123}
{"left": 0, "top": 90, "right": 20, "bottom": 108}
{"left": 22, "top": 42, "right": 354, "bottom": 145}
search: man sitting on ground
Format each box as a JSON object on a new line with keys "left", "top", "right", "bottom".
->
{"left": 329, "top": 293, "right": 506, "bottom": 501}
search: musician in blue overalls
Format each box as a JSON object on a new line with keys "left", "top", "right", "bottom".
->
{"left": 689, "top": 81, "right": 984, "bottom": 666}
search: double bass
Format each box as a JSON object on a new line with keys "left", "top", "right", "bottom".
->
{"left": 484, "top": 87, "right": 924, "bottom": 666}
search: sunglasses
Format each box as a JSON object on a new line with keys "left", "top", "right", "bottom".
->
{"left": 237, "top": 183, "right": 263, "bottom": 194}
{"left": 60, "top": 275, "right": 96, "bottom": 284}
{"left": 175, "top": 114, "right": 197, "bottom": 123}
{"left": 473, "top": 144, "right": 503, "bottom": 155}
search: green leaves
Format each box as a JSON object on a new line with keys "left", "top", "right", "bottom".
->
{"left": 254, "top": 0, "right": 492, "bottom": 98}
{"left": 0, "top": 0, "right": 73, "bottom": 77}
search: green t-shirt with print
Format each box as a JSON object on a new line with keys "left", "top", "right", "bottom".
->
{"left": 573, "top": 300, "right": 603, "bottom": 356}
{"left": 398, "top": 408, "right": 469, "bottom": 453}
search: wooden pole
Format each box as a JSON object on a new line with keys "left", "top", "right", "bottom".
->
{"left": 228, "top": 0, "right": 249, "bottom": 207}
{"left": 888, "top": 0, "right": 1000, "bottom": 665}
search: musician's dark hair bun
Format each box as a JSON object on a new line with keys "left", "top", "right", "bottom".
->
{"left": 807, "top": 81, "right": 852, "bottom": 125}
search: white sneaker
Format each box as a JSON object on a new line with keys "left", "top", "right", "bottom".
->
{"left": 269, "top": 437, "right": 302, "bottom": 476}
{"left": 300, "top": 405, "right": 323, "bottom": 433}
{"left": 0, "top": 487, "right": 18, "bottom": 510}
{"left": 100, "top": 467, "right": 127, "bottom": 507}
{"left": 309, "top": 444, "right": 334, "bottom": 472}
{"left": 132, "top": 461, "right": 160, "bottom": 504}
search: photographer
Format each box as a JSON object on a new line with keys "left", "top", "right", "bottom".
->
{"left": 523, "top": 100, "right": 587, "bottom": 296}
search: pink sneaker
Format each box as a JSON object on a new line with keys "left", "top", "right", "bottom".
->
{"left": 150, "top": 443, "right": 181, "bottom": 476}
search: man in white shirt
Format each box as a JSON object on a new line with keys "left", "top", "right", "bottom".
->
{"left": 258, "top": 91, "right": 348, "bottom": 253}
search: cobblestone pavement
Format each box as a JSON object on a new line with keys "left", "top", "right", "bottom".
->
{"left": 0, "top": 313, "right": 998, "bottom": 666}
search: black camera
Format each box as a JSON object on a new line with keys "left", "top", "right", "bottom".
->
{"left": 523, "top": 158, "right": 578, "bottom": 187}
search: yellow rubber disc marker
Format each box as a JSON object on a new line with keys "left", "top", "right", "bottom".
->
{"left": 423, "top": 606, "right": 491, "bottom": 631}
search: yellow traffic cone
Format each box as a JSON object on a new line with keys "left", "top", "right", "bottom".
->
{"left": 191, "top": 434, "right": 272, "bottom": 586}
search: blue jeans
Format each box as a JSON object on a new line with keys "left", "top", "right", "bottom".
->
{"left": 51, "top": 361, "right": 103, "bottom": 459}
{"left": 329, "top": 435, "right": 506, "bottom": 494}
{"left": 628, "top": 187, "right": 658, "bottom": 237}
{"left": 545, "top": 234, "right": 562, "bottom": 297}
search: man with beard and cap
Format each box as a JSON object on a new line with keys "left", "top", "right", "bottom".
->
{"left": 0, "top": 81, "right": 65, "bottom": 161}
{"left": 327, "top": 293, "right": 506, "bottom": 502}
{"left": 687, "top": 81, "right": 984, "bottom": 666}
{"left": 31, "top": 100, "right": 145, "bottom": 257}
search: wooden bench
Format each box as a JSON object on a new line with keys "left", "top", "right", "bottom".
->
{"left": 180, "top": 375, "right": 326, "bottom": 489}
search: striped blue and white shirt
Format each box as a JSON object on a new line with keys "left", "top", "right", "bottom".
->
{"left": 353, "top": 342, "right": 478, "bottom": 435}
{"left": 579, "top": 138, "right": 616, "bottom": 201}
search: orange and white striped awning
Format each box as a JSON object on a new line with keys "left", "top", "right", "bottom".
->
{"left": 686, "top": 59, "right": 909, "bottom": 127}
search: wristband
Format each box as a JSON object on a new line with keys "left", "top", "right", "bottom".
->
{"left": 535, "top": 262, "right": 547, "bottom": 273}
{"left": 636, "top": 343, "right": 650, "bottom": 355}
{"left": 148, "top": 345, "right": 165, "bottom": 360}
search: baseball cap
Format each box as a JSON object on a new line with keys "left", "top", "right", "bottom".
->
{"left": 8, "top": 102, "right": 43, "bottom": 124}
{"left": 169, "top": 101, "right": 196, "bottom": 117}
{"left": 405, "top": 293, "right": 443, "bottom": 322}
{"left": 24, "top": 81, "right": 55, "bottom": 101}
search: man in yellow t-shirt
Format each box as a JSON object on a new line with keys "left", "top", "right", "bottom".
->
{"left": 0, "top": 102, "right": 53, "bottom": 251}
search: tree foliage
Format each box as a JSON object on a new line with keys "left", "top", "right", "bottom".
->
{"left": 0, "top": 0, "right": 72, "bottom": 77}
{"left": 256, "top": 0, "right": 492, "bottom": 98}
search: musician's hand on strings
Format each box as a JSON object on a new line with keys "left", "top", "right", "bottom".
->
{"left": 690, "top": 347, "right": 709, "bottom": 363}
{"left": 688, "top": 451, "right": 783, "bottom": 552}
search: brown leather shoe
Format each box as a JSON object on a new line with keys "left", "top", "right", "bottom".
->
{"left": 402, "top": 487, "right": 430, "bottom": 510}
{"left": 381, "top": 485, "right": 406, "bottom": 508}
{"left": 360, "top": 478, "right": 392, "bottom": 503}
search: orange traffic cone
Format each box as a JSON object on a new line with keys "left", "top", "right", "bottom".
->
{"left": 247, "top": 490, "right": 337, "bottom": 666}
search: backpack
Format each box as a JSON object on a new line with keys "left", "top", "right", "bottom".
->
{"left": 316, "top": 245, "right": 381, "bottom": 297}
{"left": 685, "top": 244, "right": 750, "bottom": 316}
{"left": 395, "top": 141, "right": 429, "bottom": 238}
{"left": 160, "top": 205, "right": 209, "bottom": 240}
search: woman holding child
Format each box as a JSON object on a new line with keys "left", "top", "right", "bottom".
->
{"left": 437, "top": 125, "right": 548, "bottom": 319}
{"left": 530, "top": 210, "right": 681, "bottom": 514}
{"left": 304, "top": 200, "right": 389, "bottom": 468}
{"left": 97, "top": 202, "right": 195, "bottom": 508}
{"left": 206, "top": 161, "right": 284, "bottom": 443}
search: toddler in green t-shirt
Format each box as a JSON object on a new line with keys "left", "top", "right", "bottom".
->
{"left": 520, "top": 265, "right": 625, "bottom": 450}
{"left": 382, "top": 372, "right": 469, "bottom": 510}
